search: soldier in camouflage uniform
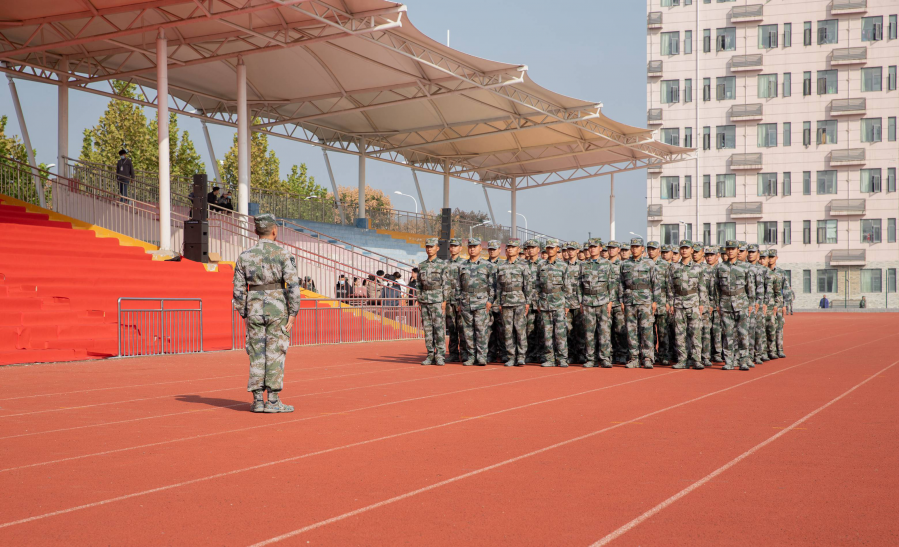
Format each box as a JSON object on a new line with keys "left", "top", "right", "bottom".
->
{"left": 485, "top": 240, "right": 505, "bottom": 363}
{"left": 767, "top": 249, "right": 788, "bottom": 358}
{"left": 714, "top": 240, "right": 756, "bottom": 370}
{"left": 454, "top": 238, "right": 497, "bottom": 366}
{"left": 525, "top": 240, "right": 545, "bottom": 362}
{"left": 564, "top": 241, "right": 584, "bottom": 364}
{"left": 701, "top": 246, "right": 722, "bottom": 365}
{"left": 606, "top": 241, "right": 628, "bottom": 363}
{"left": 233, "top": 213, "right": 302, "bottom": 413}
{"left": 667, "top": 240, "right": 708, "bottom": 369}
{"left": 444, "top": 238, "right": 467, "bottom": 362}
{"left": 497, "top": 238, "right": 532, "bottom": 366}
{"left": 647, "top": 241, "right": 671, "bottom": 365}
{"left": 746, "top": 245, "right": 769, "bottom": 365}
{"left": 619, "top": 237, "right": 662, "bottom": 368}
{"left": 418, "top": 238, "right": 449, "bottom": 366}
{"left": 579, "top": 238, "right": 617, "bottom": 368}
{"left": 535, "top": 239, "right": 570, "bottom": 367}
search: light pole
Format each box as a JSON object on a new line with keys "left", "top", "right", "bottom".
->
{"left": 470, "top": 220, "right": 492, "bottom": 239}
{"left": 507, "top": 210, "right": 527, "bottom": 232}
{"left": 629, "top": 231, "right": 644, "bottom": 240}
{"left": 394, "top": 190, "right": 418, "bottom": 213}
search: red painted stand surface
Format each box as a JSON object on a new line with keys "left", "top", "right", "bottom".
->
{"left": 0, "top": 314, "right": 896, "bottom": 546}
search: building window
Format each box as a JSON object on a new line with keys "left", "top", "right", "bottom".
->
{"left": 783, "top": 72, "right": 791, "bottom": 97}
{"left": 803, "top": 121, "right": 811, "bottom": 146}
{"left": 716, "top": 27, "right": 736, "bottom": 51}
{"left": 861, "top": 67, "right": 882, "bottom": 92}
{"left": 783, "top": 221, "right": 792, "bottom": 245}
{"left": 817, "top": 120, "right": 837, "bottom": 144}
{"left": 703, "top": 126, "right": 711, "bottom": 149}
{"left": 803, "top": 71, "right": 812, "bottom": 96}
{"left": 661, "top": 224, "right": 680, "bottom": 246}
{"left": 889, "top": 66, "right": 897, "bottom": 91}
{"left": 861, "top": 118, "right": 882, "bottom": 143}
{"left": 803, "top": 171, "right": 811, "bottom": 195}
{"left": 684, "top": 79, "right": 693, "bottom": 103}
{"left": 758, "top": 173, "right": 778, "bottom": 196}
{"left": 685, "top": 30, "right": 693, "bottom": 54}
{"left": 803, "top": 269, "right": 812, "bottom": 293}
{"left": 661, "top": 176, "right": 680, "bottom": 200}
{"left": 661, "top": 127, "right": 680, "bottom": 146}
{"left": 662, "top": 32, "right": 680, "bottom": 55}
{"left": 817, "top": 170, "right": 837, "bottom": 194}
{"left": 803, "top": 220, "right": 811, "bottom": 244}
{"left": 803, "top": 21, "right": 812, "bottom": 46}
{"left": 862, "top": 219, "right": 882, "bottom": 243}
{"left": 716, "top": 222, "right": 735, "bottom": 245}
{"left": 703, "top": 223, "right": 711, "bottom": 245}
{"left": 862, "top": 16, "right": 883, "bottom": 42}
{"left": 861, "top": 168, "right": 882, "bottom": 193}
{"left": 784, "top": 271, "right": 792, "bottom": 291}
{"left": 888, "top": 269, "right": 897, "bottom": 295}
{"left": 818, "top": 20, "right": 838, "bottom": 45}
{"left": 661, "top": 80, "right": 680, "bottom": 104}
{"left": 860, "top": 269, "right": 883, "bottom": 293}
{"left": 783, "top": 172, "right": 792, "bottom": 196}
{"left": 889, "top": 168, "right": 897, "bottom": 192}
{"left": 716, "top": 76, "right": 736, "bottom": 100}
{"left": 757, "top": 123, "right": 777, "bottom": 147}
{"left": 684, "top": 175, "right": 692, "bottom": 199}
{"left": 758, "top": 74, "right": 778, "bottom": 98}
{"left": 716, "top": 174, "right": 736, "bottom": 197}
{"left": 783, "top": 122, "right": 791, "bottom": 146}
{"left": 703, "top": 29, "right": 711, "bottom": 53}
{"left": 758, "top": 221, "right": 778, "bottom": 244}
{"left": 759, "top": 24, "right": 778, "bottom": 49}
{"left": 684, "top": 223, "right": 693, "bottom": 242}
{"left": 703, "top": 175, "right": 711, "bottom": 198}
{"left": 889, "top": 218, "right": 897, "bottom": 243}
{"left": 817, "top": 219, "right": 838, "bottom": 244}
{"left": 784, "top": 23, "right": 792, "bottom": 47}
{"left": 703, "top": 78, "right": 711, "bottom": 101}
{"left": 684, "top": 127, "right": 693, "bottom": 148}
{"left": 889, "top": 117, "right": 896, "bottom": 141}
{"left": 661, "top": 0, "right": 679, "bottom": 5}
{"left": 817, "top": 70, "right": 838, "bottom": 95}
{"left": 716, "top": 125, "right": 736, "bottom": 149}
{"left": 818, "top": 269, "right": 838, "bottom": 293}
{"left": 891, "top": 15, "right": 898, "bottom": 40}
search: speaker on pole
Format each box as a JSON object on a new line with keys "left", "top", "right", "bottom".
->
{"left": 437, "top": 207, "right": 452, "bottom": 260}
{"left": 192, "top": 173, "right": 208, "bottom": 221}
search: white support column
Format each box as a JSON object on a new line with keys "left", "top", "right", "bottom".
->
{"left": 411, "top": 168, "right": 427, "bottom": 214}
{"left": 58, "top": 59, "right": 68, "bottom": 179}
{"left": 510, "top": 178, "right": 518, "bottom": 237}
{"left": 321, "top": 148, "right": 346, "bottom": 225}
{"left": 357, "top": 137, "right": 367, "bottom": 228}
{"left": 201, "top": 120, "right": 221, "bottom": 184}
{"left": 442, "top": 160, "right": 450, "bottom": 209}
{"left": 482, "top": 185, "right": 496, "bottom": 226}
{"left": 156, "top": 29, "right": 171, "bottom": 251}
{"left": 6, "top": 75, "right": 45, "bottom": 208}
{"left": 236, "top": 56, "right": 249, "bottom": 217}
{"left": 609, "top": 173, "right": 616, "bottom": 241}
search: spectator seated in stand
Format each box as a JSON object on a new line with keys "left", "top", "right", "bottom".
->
{"left": 336, "top": 274, "right": 350, "bottom": 300}
{"left": 352, "top": 277, "right": 367, "bottom": 300}
{"left": 207, "top": 186, "right": 221, "bottom": 207}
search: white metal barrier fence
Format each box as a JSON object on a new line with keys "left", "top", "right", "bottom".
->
{"left": 118, "top": 298, "right": 204, "bottom": 357}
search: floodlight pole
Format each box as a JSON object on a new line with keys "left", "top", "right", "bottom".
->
{"left": 321, "top": 148, "right": 346, "bottom": 225}
{"left": 357, "top": 137, "right": 367, "bottom": 228}
{"left": 58, "top": 58, "right": 68, "bottom": 180}
{"left": 411, "top": 168, "right": 427, "bottom": 214}
{"left": 236, "top": 56, "right": 249, "bottom": 218}
{"left": 6, "top": 75, "right": 45, "bottom": 208}
{"left": 156, "top": 29, "right": 171, "bottom": 251}
{"left": 200, "top": 120, "right": 221, "bottom": 184}
{"left": 609, "top": 173, "right": 616, "bottom": 241}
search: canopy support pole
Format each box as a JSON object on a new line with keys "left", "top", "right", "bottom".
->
{"left": 6, "top": 75, "right": 45, "bottom": 208}
{"left": 609, "top": 173, "right": 616, "bottom": 241}
{"left": 510, "top": 178, "right": 517, "bottom": 238}
{"left": 156, "top": 29, "right": 171, "bottom": 251}
{"left": 482, "top": 185, "right": 496, "bottom": 226}
{"left": 201, "top": 120, "right": 221, "bottom": 184}
{"left": 442, "top": 160, "right": 450, "bottom": 209}
{"left": 411, "top": 168, "right": 427, "bottom": 215}
{"left": 58, "top": 59, "right": 68, "bottom": 180}
{"left": 321, "top": 148, "right": 346, "bottom": 225}
{"left": 236, "top": 56, "right": 249, "bottom": 218}
{"left": 356, "top": 137, "right": 367, "bottom": 228}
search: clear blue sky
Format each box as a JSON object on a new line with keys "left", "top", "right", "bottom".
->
{"left": 0, "top": 0, "right": 648, "bottom": 242}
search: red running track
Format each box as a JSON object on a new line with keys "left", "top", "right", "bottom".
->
{"left": 0, "top": 313, "right": 897, "bottom": 546}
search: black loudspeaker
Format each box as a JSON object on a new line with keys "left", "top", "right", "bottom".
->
{"left": 437, "top": 208, "right": 452, "bottom": 259}
{"left": 183, "top": 220, "right": 209, "bottom": 263}
{"left": 192, "top": 174, "right": 208, "bottom": 221}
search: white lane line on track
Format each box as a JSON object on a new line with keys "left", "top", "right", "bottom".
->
{"left": 242, "top": 333, "right": 896, "bottom": 547}
{"left": 588, "top": 358, "right": 899, "bottom": 547}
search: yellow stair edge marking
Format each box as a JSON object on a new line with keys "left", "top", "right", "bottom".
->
{"left": 374, "top": 229, "right": 427, "bottom": 249}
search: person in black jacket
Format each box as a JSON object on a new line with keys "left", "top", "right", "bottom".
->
{"left": 116, "top": 149, "right": 135, "bottom": 198}
{"left": 207, "top": 186, "right": 221, "bottom": 207}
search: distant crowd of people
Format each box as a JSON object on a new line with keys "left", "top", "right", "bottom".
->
{"left": 334, "top": 269, "right": 419, "bottom": 308}
{"left": 207, "top": 186, "right": 234, "bottom": 211}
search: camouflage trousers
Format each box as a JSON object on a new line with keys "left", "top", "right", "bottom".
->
{"left": 461, "top": 307, "right": 490, "bottom": 364}
{"left": 765, "top": 310, "right": 785, "bottom": 355}
{"left": 673, "top": 307, "right": 702, "bottom": 365}
{"left": 611, "top": 305, "right": 628, "bottom": 361}
{"left": 502, "top": 305, "right": 528, "bottom": 363}
{"left": 624, "top": 304, "right": 655, "bottom": 363}
{"left": 487, "top": 309, "right": 507, "bottom": 362}
{"left": 526, "top": 309, "right": 545, "bottom": 362}
{"left": 654, "top": 310, "right": 671, "bottom": 362}
{"left": 445, "top": 303, "right": 468, "bottom": 361}
{"left": 245, "top": 314, "right": 290, "bottom": 393}
{"left": 582, "top": 305, "right": 612, "bottom": 366}
{"left": 753, "top": 307, "right": 768, "bottom": 360}
{"left": 421, "top": 303, "right": 446, "bottom": 360}
{"left": 720, "top": 310, "right": 751, "bottom": 367}
{"left": 566, "top": 307, "right": 585, "bottom": 364}
{"left": 540, "top": 308, "right": 569, "bottom": 364}
{"left": 701, "top": 310, "right": 722, "bottom": 363}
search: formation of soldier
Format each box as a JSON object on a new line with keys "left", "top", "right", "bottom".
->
{"left": 418, "top": 236, "right": 791, "bottom": 370}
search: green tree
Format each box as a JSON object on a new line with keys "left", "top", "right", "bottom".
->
{"left": 220, "top": 125, "right": 321, "bottom": 198}
{"left": 0, "top": 115, "right": 28, "bottom": 163}
{"left": 1, "top": 115, "right": 51, "bottom": 205}
{"left": 284, "top": 163, "right": 326, "bottom": 197}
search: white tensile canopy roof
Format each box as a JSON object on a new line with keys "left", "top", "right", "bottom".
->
{"left": 0, "top": 0, "right": 692, "bottom": 190}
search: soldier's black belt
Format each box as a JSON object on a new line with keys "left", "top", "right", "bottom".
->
{"left": 582, "top": 288, "right": 605, "bottom": 295}
{"left": 720, "top": 288, "right": 742, "bottom": 297}
{"left": 503, "top": 285, "right": 523, "bottom": 292}
{"left": 627, "top": 283, "right": 650, "bottom": 290}
{"left": 249, "top": 283, "right": 284, "bottom": 291}
{"left": 675, "top": 288, "right": 698, "bottom": 296}
{"left": 420, "top": 284, "right": 439, "bottom": 291}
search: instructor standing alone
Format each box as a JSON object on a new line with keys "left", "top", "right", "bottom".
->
{"left": 233, "top": 214, "right": 302, "bottom": 413}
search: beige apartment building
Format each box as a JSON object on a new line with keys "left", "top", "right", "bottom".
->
{"left": 646, "top": 0, "right": 898, "bottom": 308}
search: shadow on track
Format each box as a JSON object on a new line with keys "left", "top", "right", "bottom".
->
{"left": 175, "top": 395, "right": 250, "bottom": 411}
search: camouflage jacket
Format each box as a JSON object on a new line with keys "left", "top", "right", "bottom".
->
{"left": 444, "top": 256, "right": 466, "bottom": 304}
{"left": 667, "top": 261, "right": 708, "bottom": 309}
{"left": 455, "top": 258, "right": 497, "bottom": 311}
{"left": 535, "top": 259, "right": 570, "bottom": 311}
{"left": 701, "top": 262, "right": 718, "bottom": 309}
{"left": 232, "top": 240, "right": 302, "bottom": 319}
{"left": 417, "top": 257, "right": 449, "bottom": 305}
{"left": 748, "top": 263, "right": 769, "bottom": 305}
{"left": 653, "top": 257, "right": 670, "bottom": 309}
{"left": 618, "top": 256, "right": 662, "bottom": 307}
{"left": 608, "top": 259, "right": 622, "bottom": 305}
{"left": 578, "top": 258, "right": 618, "bottom": 307}
{"left": 526, "top": 258, "right": 545, "bottom": 307}
{"left": 495, "top": 258, "right": 531, "bottom": 307}
{"left": 766, "top": 267, "right": 787, "bottom": 307}
{"left": 714, "top": 260, "right": 756, "bottom": 312}
{"left": 564, "top": 260, "right": 581, "bottom": 307}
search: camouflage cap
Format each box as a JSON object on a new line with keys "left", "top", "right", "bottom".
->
{"left": 487, "top": 239, "right": 501, "bottom": 250}
{"left": 606, "top": 240, "right": 620, "bottom": 248}
{"left": 704, "top": 246, "right": 716, "bottom": 254}
{"left": 719, "top": 246, "right": 727, "bottom": 254}
{"left": 524, "top": 238, "right": 539, "bottom": 248}
{"left": 448, "top": 238, "right": 462, "bottom": 246}
{"left": 506, "top": 237, "right": 522, "bottom": 247}
{"left": 630, "top": 237, "right": 644, "bottom": 247}
{"left": 468, "top": 237, "right": 482, "bottom": 246}
{"left": 725, "top": 240, "right": 739, "bottom": 248}
{"left": 583, "top": 241, "right": 590, "bottom": 250}
{"left": 768, "top": 249, "right": 778, "bottom": 257}
{"left": 679, "top": 239, "right": 692, "bottom": 248}
{"left": 544, "top": 238, "right": 560, "bottom": 248}
{"left": 738, "top": 241, "right": 748, "bottom": 251}
{"left": 692, "top": 243, "right": 704, "bottom": 252}
{"left": 661, "top": 244, "right": 673, "bottom": 253}
{"left": 565, "top": 240, "right": 579, "bottom": 250}
{"left": 253, "top": 213, "right": 278, "bottom": 230}
{"left": 587, "top": 237, "right": 602, "bottom": 247}
{"left": 425, "top": 237, "right": 439, "bottom": 247}
{"left": 646, "top": 240, "right": 661, "bottom": 249}
{"left": 747, "top": 243, "right": 759, "bottom": 252}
